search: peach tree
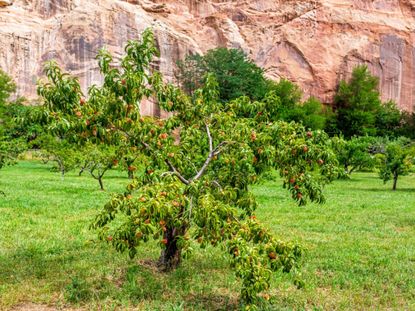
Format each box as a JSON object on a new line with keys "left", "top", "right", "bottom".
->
{"left": 37, "top": 29, "right": 339, "bottom": 306}
{"left": 33, "top": 134, "right": 80, "bottom": 178}
{"left": 333, "top": 136, "right": 378, "bottom": 176}
{"left": 376, "top": 137, "right": 415, "bottom": 190}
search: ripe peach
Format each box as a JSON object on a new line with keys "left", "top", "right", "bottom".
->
{"left": 268, "top": 252, "right": 276, "bottom": 259}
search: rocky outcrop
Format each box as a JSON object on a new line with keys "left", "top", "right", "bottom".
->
{"left": 0, "top": 0, "right": 12, "bottom": 7}
{"left": 0, "top": 0, "right": 414, "bottom": 112}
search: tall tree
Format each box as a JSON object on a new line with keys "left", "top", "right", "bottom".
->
{"left": 176, "top": 48, "right": 269, "bottom": 101}
{"left": 334, "top": 65, "right": 381, "bottom": 138}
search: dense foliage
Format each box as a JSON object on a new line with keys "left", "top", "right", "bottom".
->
{"left": 35, "top": 29, "right": 340, "bottom": 307}
{"left": 0, "top": 69, "right": 25, "bottom": 171}
{"left": 176, "top": 48, "right": 268, "bottom": 101}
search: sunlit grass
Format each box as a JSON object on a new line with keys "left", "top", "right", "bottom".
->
{"left": 0, "top": 161, "right": 414, "bottom": 310}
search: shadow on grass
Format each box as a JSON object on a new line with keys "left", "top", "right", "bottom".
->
{"left": 183, "top": 292, "right": 239, "bottom": 310}
{"left": 0, "top": 243, "right": 240, "bottom": 310}
{"left": 0, "top": 242, "right": 82, "bottom": 284}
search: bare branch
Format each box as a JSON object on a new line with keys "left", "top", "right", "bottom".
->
{"left": 165, "top": 159, "right": 190, "bottom": 185}
{"left": 160, "top": 171, "right": 174, "bottom": 178}
{"left": 212, "top": 141, "right": 229, "bottom": 156}
{"left": 212, "top": 180, "right": 223, "bottom": 191}
{"left": 190, "top": 124, "right": 228, "bottom": 182}
{"left": 206, "top": 123, "right": 213, "bottom": 153}
{"left": 140, "top": 140, "right": 190, "bottom": 185}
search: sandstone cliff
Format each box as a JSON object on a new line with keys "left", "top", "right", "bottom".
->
{"left": 0, "top": 0, "right": 414, "bottom": 112}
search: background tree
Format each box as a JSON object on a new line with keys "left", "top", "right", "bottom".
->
{"left": 174, "top": 53, "right": 205, "bottom": 96}
{"left": 375, "top": 100, "right": 402, "bottom": 137}
{"left": 0, "top": 69, "right": 26, "bottom": 175}
{"left": 333, "top": 136, "right": 378, "bottom": 175}
{"left": 80, "top": 143, "right": 117, "bottom": 190}
{"left": 285, "top": 97, "right": 330, "bottom": 131}
{"left": 376, "top": 137, "right": 415, "bottom": 190}
{"left": 0, "top": 68, "right": 16, "bottom": 105}
{"left": 333, "top": 65, "right": 407, "bottom": 138}
{"left": 397, "top": 111, "right": 415, "bottom": 139}
{"left": 176, "top": 48, "right": 269, "bottom": 102}
{"left": 33, "top": 134, "right": 80, "bottom": 178}
{"left": 38, "top": 29, "right": 340, "bottom": 306}
{"left": 334, "top": 65, "right": 381, "bottom": 137}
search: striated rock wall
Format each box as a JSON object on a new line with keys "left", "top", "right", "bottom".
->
{"left": 0, "top": 0, "right": 414, "bottom": 112}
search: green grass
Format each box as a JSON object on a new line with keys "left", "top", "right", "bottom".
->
{"left": 0, "top": 161, "right": 414, "bottom": 310}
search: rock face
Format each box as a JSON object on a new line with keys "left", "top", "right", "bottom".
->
{"left": 0, "top": 0, "right": 12, "bottom": 8}
{"left": 0, "top": 0, "right": 414, "bottom": 112}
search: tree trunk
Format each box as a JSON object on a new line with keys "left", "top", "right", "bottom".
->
{"left": 98, "top": 176, "right": 104, "bottom": 191}
{"left": 344, "top": 163, "right": 349, "bottom": 175}
{"left": 392, "top": 172, "right": 398, "bottom": 191}
{"left": 79, "top": 167, "right": 85, "bottom": 176}
{"left": 158, "top": 227, "right": 182, "bottom": 270}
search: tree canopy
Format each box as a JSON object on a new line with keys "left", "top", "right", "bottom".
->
{"left": 176, "top": 48, "right": 269, "bottom": 102}
{"left": 333, "top": 65, "right": 405, "bottom": 138}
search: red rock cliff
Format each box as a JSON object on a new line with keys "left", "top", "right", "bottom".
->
{"left": 0, "top": 0, "right": 414, "bottom": 112}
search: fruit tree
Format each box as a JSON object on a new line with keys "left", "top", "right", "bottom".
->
{"left": 37, "top": 29, "right": 339, "bottom": 306}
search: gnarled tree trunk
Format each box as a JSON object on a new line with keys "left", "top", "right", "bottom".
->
{"left": 158, "top": 226, "right": 183, "bottom": 270}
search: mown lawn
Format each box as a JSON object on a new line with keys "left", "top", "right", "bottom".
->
{"left": 0, "top": 161, "right": 414, "bottom": 310}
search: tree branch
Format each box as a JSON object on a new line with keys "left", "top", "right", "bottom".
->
{"left": 212, "top": 180, "right": 223, "bottom": 191}
{"left": 206, "top": 123, "right": 213, "bottom": 153}
{"left": 140, "top": 140, "right": 190, "bottom": 184}
{"left": 165, "top": 159, "right": 190, "bottom": 185}
{"left": 190, "top": 123, "right": 228, "bottom": 182}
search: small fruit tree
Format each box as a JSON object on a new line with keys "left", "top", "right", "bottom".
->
{"left": 334, "top": 136, "right": 378, "bottom": 175}
{"left": 376, "top": 138, "right": 415, "bottom": 190}
{"left": 38, "top": 29, "right": 339, "bottom": 306}
{"left": 35, "top": 61, "right": 125, "bottom": 189}
{"left": 79, "top": 143, "right": 117, "bottom": 190}
{"left": 33, "top": 134, "right": 80, "bottom": 178}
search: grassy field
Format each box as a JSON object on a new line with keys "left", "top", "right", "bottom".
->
{"left": 0, "top": 161, "right": 414, "bottom": 310}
